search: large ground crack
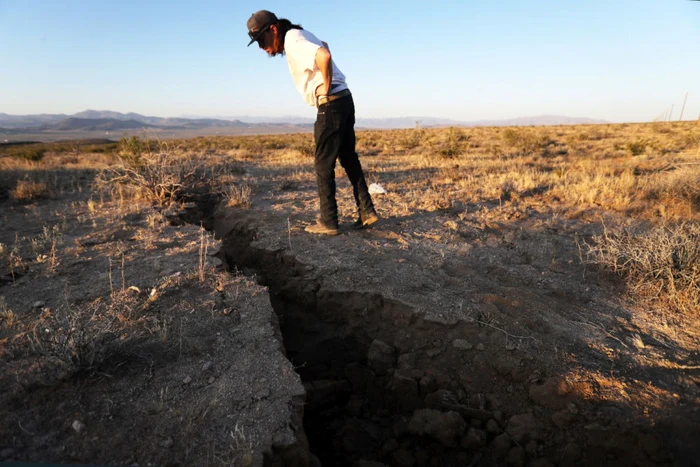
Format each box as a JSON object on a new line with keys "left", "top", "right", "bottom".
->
{"left": 181, "top": 195, "right": 683, "bottom": 467}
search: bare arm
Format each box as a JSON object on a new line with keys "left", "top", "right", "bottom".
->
{"left": 315, "top": 45, "right": 333, "bottom": 96}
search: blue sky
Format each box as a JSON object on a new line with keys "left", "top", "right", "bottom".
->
{"left": 1, "top": 0, "right": 699, "bottom": 122}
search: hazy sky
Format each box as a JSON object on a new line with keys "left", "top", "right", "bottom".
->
{"left": 1, "top": 0, "right": 699, "bottom": 122}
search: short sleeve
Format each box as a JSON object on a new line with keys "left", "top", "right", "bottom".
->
{"left": 284, "top": 30, "right": 321, "bottom": 72}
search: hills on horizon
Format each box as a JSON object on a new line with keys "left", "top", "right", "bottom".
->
{"left": 0, "top": 110, "right": 608, "bottom": 136}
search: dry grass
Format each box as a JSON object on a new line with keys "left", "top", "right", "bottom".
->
{"left": 223, "top": 183, "right": 252, "bottom": 208}
{"left": 11, "top": 179, "right": 50, "bottom": 201}
{"left": 585, "top": 222, "right": 700, "bottom": 317}
{"left": 3, "top": 121, "right": 698, "bottom": 316}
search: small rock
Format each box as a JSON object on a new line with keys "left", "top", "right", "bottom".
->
{"left": 559, "top": 443, "right": 581, "bottom": 467}
{"left": 380, "top": 438, "right": 399, "bottom": 457}
{"left": 72, "top": 420, "right": 85, "bottom": 433}
{"left": 506, "top": 413, "right": 545, "bottom": 444}
{"left": 355, "top": 461, "right": 386, "bottom": 467}
{"left": 408, "top": 409, "right": 466, "bottom": 448}
{"left": 367, "top": 339, "right": 396, "bottom": 375}
{"left": 453, "top": 339, "right": 473, "bottom": 350}
{"left": 529, "top": 458, "right": 556, "bottom": 467}
{"left": 426, "top": 348, "right": 442, "bottom": 357}
{"left": 414, "top": 448, "right": 430, "bottom": 465}
{"left": 33, "top": 301, "right": 45, "bottom": 309}
{"left": 528, "top": 369, "right": 542, "bottom": 383}
{"left": 202, "top": 361, "right": 212, "bottom": 371}
{"left": 490, "top": 433, "right": 511, "bottom": 460}
{"left": 397, "top": 352, "right": 417, "bottom": 369}
{"left": 207, "top": 257, "right": 223, "bottom": 268}
{"left": 159, "top": 437, "right": 174, "bottom": 448}
{"left": 638, "top": 433, "right": 666, "bottom": 462}
{"left": 393, "top": 417, "right": 410, "bottom": 438}
{"left": 505, "top": 446, "right": 526, "bottom": 467}
{"left": 476, "top": 343, "right": 485, "bottom": 351}
{"left": 528, "top": 377, "right": 573, "bottom": 409}
{"left": 551, "top": 409, "right": 573, "bottom": 428}
{"left": 525, "top": 440, "right": 538, "bottom": 456}
{"left": 392, "top": 449, "right": 415, "bottom": 467}
{"left": 486, "top": 419, "right": 500, "bottom": 435}
{"left": 505, "top": 342, "right": 517, "bottom": 351}
{"left": 392, "top": 372, "right": 422, "bottom": 412}
{"left": 596, "top": 405, "right": 622, "bottom": 421}
{"left": 345, "top": 397, "right": 365, "bottom": 416}
{"left": 425, "top": 389, "right": 459, "bottom": 409}
{"left": 183, "top": 376, "right": 192, "bottom": 384}
{"left": 493, "top": 410, "right": 505, "bottom": 424}
{"left": 419, "top": 376, "right": 438, "bottom": 396}
{"left": 461, "top": 427, "right": 487, "bottom": 450}
{"left": 208, "top": 376, "right": 215, "bottom": 384}
{"left": 345, "top": 362, "right": 371, "bottom": 391}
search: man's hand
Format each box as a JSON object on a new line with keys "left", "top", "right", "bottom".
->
{"left": 315, "top": 46, "right": 332, "bottom": 96}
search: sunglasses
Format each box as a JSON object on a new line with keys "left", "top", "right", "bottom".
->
{"left": 248, "top": 23, "right": 272, "bottom": 43}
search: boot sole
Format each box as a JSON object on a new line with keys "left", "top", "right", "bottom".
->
{"left": 351, "top": 215, "right": 379, "bottom": 230}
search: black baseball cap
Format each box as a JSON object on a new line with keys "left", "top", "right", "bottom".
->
{"left": 247, "top": 10, "right": 278, "bottom": 46}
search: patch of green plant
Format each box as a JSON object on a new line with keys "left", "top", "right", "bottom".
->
{"left": 1, "top": 145, "right": 47, "bottom": 161}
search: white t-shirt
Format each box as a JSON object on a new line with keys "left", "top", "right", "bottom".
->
{"left": 283, "top": 29, "right": 348, "bottom": 107}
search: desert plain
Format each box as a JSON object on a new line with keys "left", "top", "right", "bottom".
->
{"left": 0, "top": 121, "right": 698, "bottom": 466}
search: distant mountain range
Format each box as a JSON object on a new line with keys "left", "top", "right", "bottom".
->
{"left": 0, "top": 110, "right": 608, "bottom": 137}
{"left": 185, "top": 114, "right": 608, "bottom": 129}
{"left": 0, "top": 111, "right": 252, "bottom": 131}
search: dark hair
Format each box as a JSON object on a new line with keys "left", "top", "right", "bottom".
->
{"left": 277, "top": 19, "right": 303, "bottom": 49}
{"left": 267, "top": 18, "right": 303, "bottom": 56}
{"left": 277, "top": 18, "right": 303, "bottom": 33}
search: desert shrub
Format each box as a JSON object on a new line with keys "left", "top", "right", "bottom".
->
{"left": 3, "top": 146, "right": 47, "bottom": 161}
{"left": 119, "top": 136, "right": 159, "bottom": 157}
{"left": 586, "top": 222, "right": 700, "bottom": 316}
{"left": 90, "top": 143, "right": 119, "bottom": 154}
{"left": 674, "top": 131, "right": 700, "bottom": 151}
{"left": 626, "top": 140, "right": 647, "bottom": 156}
{"left": 11, "top": 179, "right": 50, "bottom": 201}
{"left": 434, "top": 127, "right": 468, "bottom": 159}
{"left": 25, "top": 292, "right": 157, "bottom": 371}
{"left": 646, "top": 166, "right": 700, "bottom": 213}
{"left": 501, "top": 128, "right": 549, "bottom": 155}
{"left": 0, "top": 295, "right": 15, "bottom": 328}
{"left": 97, "top": 150, "right": 201, "bottom": 206}
{"left": 293, "top": 141, "right": 315, "bottom": 157}
{"left": 263, "top": 138, "right": 288, "bottom": 150}
{"left": 120, "top": 136, "right": 144, "bottom": 156}
{"left": 399, "top": 128, "right": 425, "bottom": 150}
{"left": 652, "top": 122, "right": 673, "bottom": 134}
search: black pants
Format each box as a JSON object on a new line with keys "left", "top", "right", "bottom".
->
{"left": 313, "top": 94, "right": 374, "bottom": 227}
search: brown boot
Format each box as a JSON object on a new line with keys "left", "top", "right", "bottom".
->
{"left": 305, "top": 221, "right": 339, "bottom": 236}
{"left": 351, "top": 211, "right": 379, "bottom": 229}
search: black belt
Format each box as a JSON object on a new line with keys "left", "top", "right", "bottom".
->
{"left": 317, "top": 89, "right": 351, "bottom": 106}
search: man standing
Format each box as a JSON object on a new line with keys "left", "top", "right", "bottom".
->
{"left": 246, "top": 10, "right": 378, "bottom": 236}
